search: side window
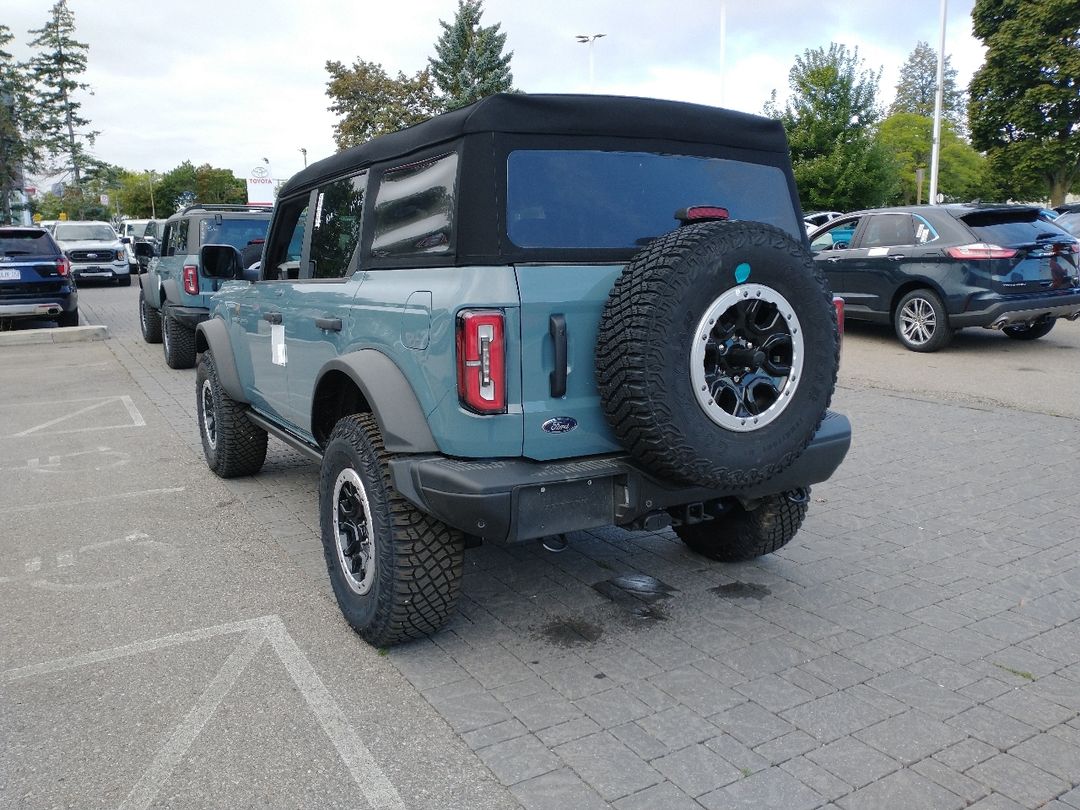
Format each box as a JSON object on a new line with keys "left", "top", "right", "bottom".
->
{"left": 262, "top": 195, "right": 310, "bottom": 281}
{"left": 811, "top": 216, "right": 861, "bottom": 253}
{"left": 913, "top": 215, "right": 939, "bottom": 244}
{"left": 174, "top": 219, "right": 189, "bottom": 255}
{"left": 309, "top": 172, "right": 366, "bottom": 279}
{"left": 371, "top": 153, "right": 457, "bottom": 258}
{"left": 860, "top": 214, "right": 915, "bottom": 249}
{"left": 161, "top": 224, "right": 174, "bottom": 256}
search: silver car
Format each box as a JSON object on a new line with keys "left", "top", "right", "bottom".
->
{"left": 52, "top": 220, "right": 132, "bottom": 287}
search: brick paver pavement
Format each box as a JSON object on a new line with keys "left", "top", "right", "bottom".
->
{"left": 84, "top": 285, "right": 1080, "bottom": 809}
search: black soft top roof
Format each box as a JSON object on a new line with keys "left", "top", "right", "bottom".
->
{"left": 280, "top": 93, "right": 789, "bottom": 198}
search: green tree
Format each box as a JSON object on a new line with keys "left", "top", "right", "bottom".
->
{"left": 969, "top": 0, "right": 1080, "bottom": 205}
{"left": 25, "top": 0, "right": 99, "bottom": 206}
{"left": 879, "top": 112, "right": 990, "bottom": 204}
{"left": 154, "top": 161, "right": 246, "bottom": 213}
{"left": 115, "top": 169, "right": 155, "bottom": 217}
{"left": 325, "top": 59, "right": 439, "bottom": 149}
{"left": 429, "top": 0, "right": 513, "bottom": 111}
{"left": 0, "top": 24, "right": 32, "bottom": 223}
{"left": 889, "top": 41, "right": 966, "bottom": 133}
{"left": 769, "top": 43, "right": 895, "bottom": 211}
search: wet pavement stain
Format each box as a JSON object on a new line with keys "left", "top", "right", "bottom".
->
{"left": 539, "top": 617, "right": 604, "bottom": 647}
{"left": 593, "top": 574, "right": 678, "bottom": 623}
{"left": 712, "top": 581, "right": 771, "bottom": 600}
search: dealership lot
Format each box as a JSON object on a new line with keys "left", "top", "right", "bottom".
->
{"left": 2, "top": 283, "right": 1079, "bottom": 809}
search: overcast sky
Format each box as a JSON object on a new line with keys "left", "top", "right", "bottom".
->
{"left": 6, "top": 0, "right": 984, "bottom": 187}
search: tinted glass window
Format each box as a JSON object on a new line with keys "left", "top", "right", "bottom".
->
{"left": 309, "top": 173, "right": 366, "bottom": 278}
{"left": 199, "top": 217, "right": 270, "bottom": 252}
{"left": 963, "top": 209, "right": 1074, "bottom": 245}
{"left": 506, "top": 150, "right": 801, "bottom": 249}
{"left": 262, "top": 196, "right": 309, "bottom": 281}
{"left": 53, "top": 223, "right": 116, "bottom": 241}
{"left": 811, "top": 217, "right": 862, "bottom": 252}
{"left": 860, "top": 214, "right": 915, "bottom": 248}
{"left": 371, "top": 153, "right": 457, "bottom": 258}
{"left": 174, "top": 219, "right": 189, "bottom": 254}
{"left": 0, "top": 230, "right": 59, "bottom": 257}
{"left": 1056, "top": 212, "right": 1080, "bottom": 236}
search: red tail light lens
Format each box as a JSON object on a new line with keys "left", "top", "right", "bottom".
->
{"left": 182, "top": 264, "right": 198, "bottom": 295}
{"left": 56, "top": 257, "right": 70, "bottom": 277}
{"left": 456, "top": 310, "right": 506, "bottom": 414}
{"left": 946, "top": 243, "right": 1018, "bottom": 260}
{"left": 833, "top": 296, "right": 845, "bottom": 352}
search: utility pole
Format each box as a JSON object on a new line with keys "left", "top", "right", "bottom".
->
{"left": 146, "top": 170, "right": 156, "bottom": 219}
{"left": 928, "top": 0, "right": 947, "bottom": 205}
{"left": 299, "top": 147, "right": 307, "bottom": 168}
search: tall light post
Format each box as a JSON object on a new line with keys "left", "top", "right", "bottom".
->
{"left": 575, "top": 34, "right": 606, "bottom": 88}
{"left": 299, "top": 147, "right": 308, "bottom": 168}
{"left": 719, "top": 0, "right": 727, "bottom": 107}
{"left": 928, "top": 0, "right": 947, "bottom": 205}
{"left": 145, "top": 169, "right": 156, "bottom": 219}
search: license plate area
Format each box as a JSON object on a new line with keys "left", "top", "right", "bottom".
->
{"left": 0, "top": 269, "right": 20, "bottom": 281}
{"left": 515, "top": 477, "right": 613, "bottom": 538}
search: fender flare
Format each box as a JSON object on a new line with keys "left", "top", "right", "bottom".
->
{"left": 317, "top": 351, "right": 438, "bottom": 453}
{"left": 195, "top": 319, "right": 248, "bottom": 404}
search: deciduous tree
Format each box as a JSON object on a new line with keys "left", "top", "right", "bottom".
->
{"left": 879, "top": 112, "right": 990, "bottom": 204}
{"left": 325, "top": 59, "right": 439, "bottom": 149}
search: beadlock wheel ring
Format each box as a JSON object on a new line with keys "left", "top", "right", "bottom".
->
{"left": 200, "top": 379, "right": 217, "bottom": 450}
{"left": 332, "top": 468, "right": 376, "bottom": 595}
{"left": 689, "top": 282, "right": 805, "bottom": 432}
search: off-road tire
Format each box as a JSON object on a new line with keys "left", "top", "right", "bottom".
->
{"left": 894, "top": 289, "right": 952, "bottom": 352}
{"left": 1002, "top": 319, "right": 1055, "bottom": 341}
{"left": 595, "top": 220, "right": 838, "bottom": 489}
{"left": 163, "top": 307, "right": 197, "bottom": 369}
{"left": 118, "top": 273, "right": 132, "bottom": 287}
{"left": 196, "top": 352, "right": 267, "bottom": 477}
{"left": 319, "top": 413, "right": 464, "bottom": 647}
{"left": 675, "top": 492, "right": 809, "bottom": 562}
{"left": 139, "top": 288, "right": 162, "bottom": 343}
{"left": 56, "top": 309, "right": 78, "bottom": 328}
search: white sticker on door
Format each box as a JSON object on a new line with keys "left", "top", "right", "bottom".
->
{"left": 271, "top": 324, "right": 287, "bottom": 366}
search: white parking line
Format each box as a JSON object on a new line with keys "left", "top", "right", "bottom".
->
{"left": 3, "top": 396, "right": 146, "bottom": 438}
{"left": 0, "top": 487, "right": 184, "bottom": 516}
{"left": 24, "top": 557, "right": 41, "bottom": 573}
{"left": 56, "top": 553, "right": 74, "bottom": 568}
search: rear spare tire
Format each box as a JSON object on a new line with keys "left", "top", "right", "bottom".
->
{"left": 595, "top": 220, "right": 838, "bottom": 489}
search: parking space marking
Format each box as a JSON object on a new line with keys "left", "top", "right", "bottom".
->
{"left": 1, "top": 395, "right": 146, "bottom": 439}
{"left": 2, "top": 615, "right": 404, "bottom": 810}
{"left": 24, "top": 557, "right": 41, "bottom": 573}
{"left": 0, "top": 487, "right": 184, "bottom": 516}
{"left": 56, "top": 553, "right": 74, "bottom": 568}
{"left": 10, "top": 447, "right": 131, "bottom": 474}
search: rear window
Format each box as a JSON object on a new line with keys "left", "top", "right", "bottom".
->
{"left": 507, "top": 150, "right": 801, "bottom": 249}
{"left": 54, "top": 223, "right": 116, "bottom": 242}
{"left": 371, "top": 153, "right": 458, "bottom": 258}
{"left": 0, "top": 229, "right": 59, "bottom": 258}
{"left": 962, "top": 210, "right": 1074, "bottom": 245}
{"left": 199, "top": 217, "right": 270, "bottom": 251}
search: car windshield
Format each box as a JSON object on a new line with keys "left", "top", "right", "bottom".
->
{"left": 199, "top": 217, "right": 269, "bottom": 251}
{"left": 506, "top": 150, "right": 801, "bottom": 249}
{"left": 54, "top": 223, "right": 117, "bottom": 241}
{"left": 962, "top": 209, "right": 1075, "bottom": 245}
{"left": 0, "top": 230, "right": 58, "bottom": 257}
{"left": 1055, "top": 212, "right": 1080, "bottom": 236}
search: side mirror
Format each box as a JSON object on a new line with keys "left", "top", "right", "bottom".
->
{"left": 133, "top": 242, "right": 157, "bottom": 259}
{"left": 120, "top": 235, "right": 132, "bottom": 244}
{"left": 201, "top": 244, "right": 244, "bottom": 279}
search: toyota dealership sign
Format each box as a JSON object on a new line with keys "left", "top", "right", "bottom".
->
{"left": 247, "top": 165, "right": 276, "bottom": 205}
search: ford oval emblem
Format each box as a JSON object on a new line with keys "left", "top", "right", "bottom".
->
{"left": 542, "top": 416, "right": 578, "bottom": 434}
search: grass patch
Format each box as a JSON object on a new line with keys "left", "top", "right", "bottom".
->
{"left": 993, "top": 663, "right": 1035, "bottom": 681}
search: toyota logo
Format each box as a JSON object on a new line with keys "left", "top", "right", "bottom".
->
{"left": 251, "top": 166, "right": 269, "bottom": 178}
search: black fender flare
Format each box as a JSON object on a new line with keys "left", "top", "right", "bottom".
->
{"left": 316, "top": 351, "right": 438, "bottom": 453}
{"left": 194, "top": 318, "right": 248, "bottom": 404}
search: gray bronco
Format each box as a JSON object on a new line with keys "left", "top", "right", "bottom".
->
{"left": 194, "top": 94, "right": 851, "bottom": 647}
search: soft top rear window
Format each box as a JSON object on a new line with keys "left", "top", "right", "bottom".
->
{"left": 0, "top": 229, "right": 59, "bottom": 257}
{"left": 962, "top": 209, "right": 1074, "bottom": 246}
{"left": 506, "top": 150, "right": 800, "bottom": 250}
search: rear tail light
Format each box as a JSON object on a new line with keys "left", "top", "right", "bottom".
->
{"left": 56, "top": 257, "right": 70, "bottom": 276}
{"left": 833, "top": 296, "right": 844, "bottom": 354}
{"left": 456, "top": 310, "right": 506, "bottom": 414}
{"left": 182, "top": 264, "right": 198, "bottom": 295}
{"left": 946, "top": 243, "right": 1018, "bottom": 260}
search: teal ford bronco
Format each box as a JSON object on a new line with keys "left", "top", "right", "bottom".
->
{"left": 138, "top": 204, "right": 272, "bottom": 368}
{"left": 193, "top": 94, "right": 851, "bottom": 646}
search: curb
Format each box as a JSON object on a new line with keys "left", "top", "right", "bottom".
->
{"left": 0, "top": 325, "right": 108, "bottom": 346}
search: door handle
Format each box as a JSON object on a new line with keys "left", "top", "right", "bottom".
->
{"left": 315, "top": 317, "right": 342, "bottom": 332}
{"left": 826, "top": 256, "right": 842, "bottom": 263}
{"left": 549, "top": 314, "right": 567, "bottom": 398}
{"left": 263, "top": 311, "right": 283, "bottom": 325}
{"left": 889, "top": 254, "right": 906, "bottom": 261}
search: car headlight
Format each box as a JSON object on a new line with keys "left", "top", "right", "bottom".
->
{"left": 116, "top": 249, "right": 126, "bottom": 261}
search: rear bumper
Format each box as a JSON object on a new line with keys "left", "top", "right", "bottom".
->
{"left": 72, "top": 263, "right": 128, "bottom": 281}
{"left": 953, "top": 292, "right": 1080, "bottom": 328}
{"left": 0, "top": 292, "right": 78, "bottom": 319}
{"left": 390, "top": 411, "right": 852, "bottom": 544}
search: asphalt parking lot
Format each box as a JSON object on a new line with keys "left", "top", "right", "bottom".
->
{"left": 2, "top": 282, "right": 1079, "bottom": 809}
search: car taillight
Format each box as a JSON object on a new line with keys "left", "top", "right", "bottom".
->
{"left": 946, "top": 243, "right": 1018, "bottom": 260}
{"left": 833, "top": 296, "right": 844, "bottom": 353}
{"left": 56, "top": 257, "right": 70, "bottom": 276}
{"left": 183, "top": 264, "right": 198, "bottom": 295}
{"left": 456, "top": 310, "right": 506, "bottom": 414}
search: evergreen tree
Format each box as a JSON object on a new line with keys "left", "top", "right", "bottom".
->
{"left": 889, "top": 41, "right": 965, "bottom": 133}
{"left": 769, "top": 44, "right": 895, "bottom": 212}
{"left": 0, "top": 24, "right": 31, "bottom": 223}
{"left": 429, "top": 0, "right": 513, "bottom": 111}
{"left": 969, "top": 0, "right": 1080, "bottom": 205}
{"left": 25, "top": 0, "right": 99, "bottom": 197}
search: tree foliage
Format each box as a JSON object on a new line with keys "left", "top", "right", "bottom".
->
{"left": 769, "top": 43, "right": 895, "bottom": 212}
{"left": 0, "top": 24, "right": 33, "bottom": 223}
{"left": 889, "top": 41, "right": 965, "bottom": 133}
{"left": 325, "top": 59, "right": 439, "bottom": 149}
{"left": 155, "top": 161, "right": 246, "bottom": 213}
{"left": 878, "top": 112, "right": 991, "bottom": 204}
{"left": 429, "top": 0, "right": 513, "bottom": 110}
{"left": 969, "top": 0, "right": 1080, "bottom": 204}
{"left": 25, "top": 0, "right": 98, "bottom": 194}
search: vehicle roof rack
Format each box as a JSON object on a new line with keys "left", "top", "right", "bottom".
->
{"left": 177, "top": 203, "right": 274, "bottom": 215}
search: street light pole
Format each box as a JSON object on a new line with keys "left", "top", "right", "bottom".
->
{"left": 145, "top": 170, "right": 156, "bottom": 219}
{"left": 575, "top": 34, "right": 606, "bottom": 88}
{"left": 928, "top": 0, "right": 947, "bottom": 205}
{"left": 299, "top": 147, "right": 308, "bottom": 168}
{"left": 719, "top": 0, "right": 727, "bottom": 107}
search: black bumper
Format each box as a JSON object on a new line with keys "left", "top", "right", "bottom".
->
{"left": 390, "top": 411, "right": 852, "bottom": 544}
{"left": 167, "top": 305, "right": 210, "bottom": 329}
{"left": 952, "top": 291, "right": 1080, "bottom": 328}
